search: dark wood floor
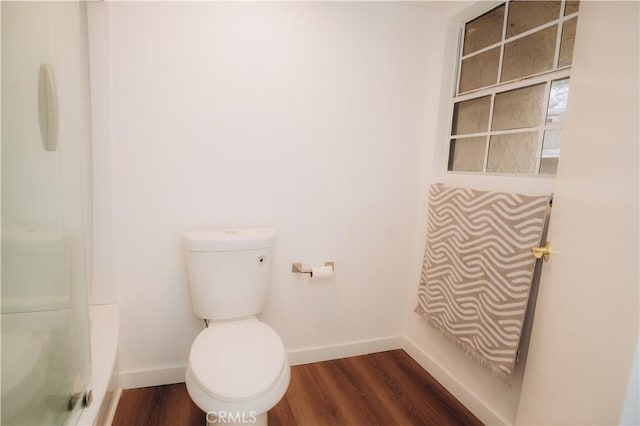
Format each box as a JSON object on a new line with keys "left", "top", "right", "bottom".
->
{"left": 112, "top": 349, "right": 482, "bottom": 426}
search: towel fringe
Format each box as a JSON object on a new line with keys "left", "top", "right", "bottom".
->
{"left": 414, "top": 305, "right": 512, "bottom": 386}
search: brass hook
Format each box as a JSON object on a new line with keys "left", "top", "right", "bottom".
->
{"left": 531, "top": 242, "right": 551, "bottom": 262}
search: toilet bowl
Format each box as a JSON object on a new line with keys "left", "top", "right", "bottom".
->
{"left": 182, "top": 228, "right": 290, "bottom": 425}
{"left": 185, "top": 318, "right": 290, "bottom": 426}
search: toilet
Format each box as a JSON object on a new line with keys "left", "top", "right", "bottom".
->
{"left": 182, "top": 227, "right": 290, "bottom": 426}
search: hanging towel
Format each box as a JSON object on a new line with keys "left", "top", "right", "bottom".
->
{"left": 415, "top": 183, "right": 550, "bottom": 383}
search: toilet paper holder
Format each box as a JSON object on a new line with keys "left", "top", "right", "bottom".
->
{"left": 291, "top": 262, "right": 334, "bottom": 275}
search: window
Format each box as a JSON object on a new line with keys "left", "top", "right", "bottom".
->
{"left": 447, "top": 1, "right": 579, "bottom": 175}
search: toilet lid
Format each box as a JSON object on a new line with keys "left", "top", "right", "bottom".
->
{"left": 189, "top": 321, "right": 285, "bottom": 401}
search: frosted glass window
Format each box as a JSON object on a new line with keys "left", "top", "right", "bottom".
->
{"left": 487, "top": 132, "right": 539, "bottom": 174}
{"left": 559, "top": 18, "right": 578, "bottom": 67}
{"left": 565, "top": 1, "right": 580, "bottom": 15}
{"left": 546, "top": 79, "right": 570, "bottom": 124}
{"left": 449, "top": 137, "right": 486, "bottom": 172}
{"left": 506, "top": 1, "right": 561, "bottom": 38}
{"left": 463, "top": 5, "right": 505, "bottom": 55}
{"left": 452, "top": 96, "right": 491, "bottom": 135}
{"left": 459, "top": 48, "right": 500, "bottom": 93}
{"left": 446, "top": 1, "right": 577, "bottom": 175}
{"left": 492, "top": 84, "right": 545, "bottom": 130}
{"left": 502, "top": 26, "right": 557, "bottom": 82}
{"left": 539, "top": 157, "right": 559, "bottom": 175}
{"left": 541, "top": 129, "right": 561, "bottom": 157}
{"left": 540, "top": 129, "right": 562, "bottom": 174}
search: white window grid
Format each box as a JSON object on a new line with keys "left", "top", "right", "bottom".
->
{"left": 446, "top": 0, "right": 578, "bottom": 175}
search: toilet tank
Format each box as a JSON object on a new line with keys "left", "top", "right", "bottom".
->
{"left": 182, "top": 228, "right": 276, "bottom": 320}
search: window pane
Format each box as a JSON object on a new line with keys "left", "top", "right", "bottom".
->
{"left": 463, "top": 5, "right": 505, "bottom": 56}
{"left": 506, "top": 1, "right": 561, "bottom": 38}
{"left": 446, "top": 1, "right": 577, "bottom": 176}
{"left": 565, "top": 1, "right": 579, "bottom": 15}
{"left": 448, "top": 137, "right": 486, "bottom": 172}
{"left": 452, "top": 96, "right": 491, "bottom": 135}
{"left": 540, "top": 129, "right": 562, "bottom": 174}
{"left": 546, "top": 79, "right": 570, "bottom": 124}
{"left": 459, "top": 47, "right": 500, "bottom": 93}
{"left": 492, "top": 84, "right": 545, "bottom": 130}
{"left": 558, "top": 18, "right": 578, "bottom": 67}
{"left": 487, "top": 132, "right": 539, "bottom": 174}
{"left": 501, "top": 26, "right": 557, "bottom": 82}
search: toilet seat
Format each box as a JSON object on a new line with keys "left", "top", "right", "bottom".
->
{"left": 189, "top": 321, "right": 285, "bottom": 402}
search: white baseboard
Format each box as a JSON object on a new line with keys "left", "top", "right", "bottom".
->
{"left": 287, "top": 335, "right": 405, "bottom": 366}
{"left": 402, "top": 336, "right": 507, "bottom": 426}
{"left": 118, "top": 335, "right": 404, "bottom": 389}
{"left": 119, "top": 365, "right": 187, "bottom": 390}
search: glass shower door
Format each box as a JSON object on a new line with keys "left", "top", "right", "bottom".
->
{"left": 1, "top": 2, "right": 93, "bottom": 424}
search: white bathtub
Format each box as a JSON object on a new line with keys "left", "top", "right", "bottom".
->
{"left": 77, "top": 304, "right": 120, "bottom": 426}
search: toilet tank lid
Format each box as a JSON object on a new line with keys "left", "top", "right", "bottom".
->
{"left": 183, "top": 227, "right": 276, "bottom": 252}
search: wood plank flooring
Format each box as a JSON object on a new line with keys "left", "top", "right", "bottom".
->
{"left": 112, "top": 349, "right": 482, "bottom": 426}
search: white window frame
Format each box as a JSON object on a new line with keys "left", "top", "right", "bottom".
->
{"left": 445, "top": 0, "right": 578, "bottom": 176}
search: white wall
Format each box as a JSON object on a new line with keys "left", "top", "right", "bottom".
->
{"left": 516, "top": 2, "right": 639, "bottom": 424}
{"left": 97, "top": 2, "right": 446, "bottom": 386}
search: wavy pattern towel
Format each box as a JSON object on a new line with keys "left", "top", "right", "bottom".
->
{"left": 415, "top": 183, "right": 550, "bottom": 383}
